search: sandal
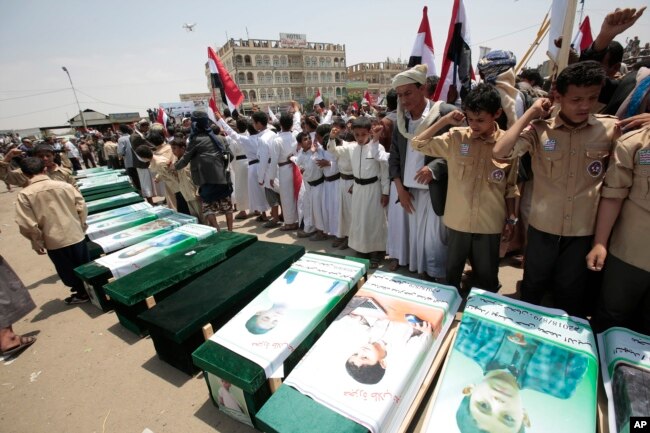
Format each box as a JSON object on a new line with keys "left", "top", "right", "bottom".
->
{"left": 255, "top": 215, "right": 269, "bottom": 222}
{"left": 280, "top": 223, "right": 299, "bottom": 231}
{"left": 370, "top": 252, "right": 384, "bottom": 269}
{"left": 235, "top": 212, "right": 249, "bottom": 220}
{"left": 263, "top": 220, "right": 280, "bottom": 228}
{"left": 387, "top": 258, "right": 400, "bottom": 272}
{"left": 0, "top": 335, "right": 36, "bottom": 357}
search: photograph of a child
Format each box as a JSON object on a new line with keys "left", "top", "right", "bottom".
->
{"left": 612, "top": 362, "right": 650, "bottom": 433}
{"left": 243, "top": 269, "right": 347, "bottom": 335}
{"left": 206, "top": 373, "right": 253, "bottom": 427}
{"left": 116, "top": 232, "right": 189, "bottom": 259}
{"left": 452, "top": 316, "right": 589, "bottom": 433}
{"left": 338, "top": 289, "right": 444, "bottom": 385}
{"left": 110, "top": 219, "right": 174, "bottom": 240}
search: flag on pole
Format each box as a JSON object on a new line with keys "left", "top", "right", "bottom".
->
{"left": 207, "top": 97, "right": 219, "bottom": 125}
{"left": 571, "top": 16, "right": 593, "bottom": 54}
{"left": 314, "top": 89, "right": 323, "bottom": 106}
{"left": 156, "top": 107, "right": 169, "bottom": 135}
{"left": 351, "top": 101, "right": 359, "bottom": 112}
{"left": 362, "top": 90, "right": 373, "bottom": 106}
{"left": 433, "top": 0, "right": 474, "bottom": 102}
{"left": 207, "top": 47, "right": 244, "bottom": 112}
{"left": 408, "top": 6, "right": 436, "bottom": 77}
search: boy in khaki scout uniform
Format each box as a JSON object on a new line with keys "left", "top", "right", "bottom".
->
{"left": 15, "top": 157, "right": 90, "bottom": 305}
{"left": 412, "top": 83, "right": 519, "bottom": 292}
{"left": 586, "top": 126, "right": 650, "bottom": 334}
{"left": 493, "top": 61, "right": 620, "bottom": 317}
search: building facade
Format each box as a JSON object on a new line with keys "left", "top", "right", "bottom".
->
{"left": 346, "top": 60, "right": 409, "bottom": 101}
{"left": 212, "top": 34, "right": 347, "bottom": 110}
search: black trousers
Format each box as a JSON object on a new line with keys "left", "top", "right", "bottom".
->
{"left": 69, "top": 157, "right": 82, "bottom": 171}
{"left": 125, "top": 167, "right": 141, "bottom": 191}
{"left": 175, "top": 192, "right": 190, "bottom": 216}
{"left": 47, "top": 241, "right": 90, "bottom": 295}
{"left": 521, "top": 225, "right": 593, "bottom": 317}
{"left": 447, "top": 228, "right": 501, "bottom": 292}
{"left": 593, "top": 254, "right": 650, "bottom": 335}
{"left": 107, "top": 156, "right": 120, "bottom": 170}
{"left": 81, "top": 153, "right": 96, "bottom": 168}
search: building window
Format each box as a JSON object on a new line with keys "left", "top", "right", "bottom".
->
{"left": 260, "top": 89, "right": 267, "bottom": 101}
{"left": 255, "top": 55, "right": 262, "bottom": 66}
{"left": 281, "top": 56, "right": 288, "bottom": 66}
{"left": 326, "top": 57, "right": 332, "bottom": 67}
{"left": 282, "top": 72, "right": 289, "bottom": 83}
{"left": 273, "top": 56, "right": 279, "bottom": 67}
{"left": 336, "top": 87, "right": 341, "bottom": 96}
{"left": 247, "top": 72, "right": 254, "bottom": 82}
{"left": 275, "top": 71, "right": 281, "bottom": 83}
{"left": 335, "top": 72, "right": 340, "bottom": 82}
{"left": 263, "top": 55, "right": 270, "bottom": 66}
{"left": 238, "top": 72, "right": 246, "bottom": 83}
{"left": 244, "top": 55, "right": 252, "bottom": 66}
{"left": 235, "top": 55, "right": 243, "bottom": 66}
{"left": 334, "top": 58, "right": 339, "bottom": 68}
{"left": 319, "top": 57, "right": 326, "bottom": 67}
{"left": 257, "top": 72, "right": 264, "bottom": 84}
{"left": 243, "top": 90, "right": 248, "bottom": 101}
{"left": 250, "top": 90, "right": 257, "bottom": 101}
{"left": 265, "top": 72, "right": 272, "bottom": 84}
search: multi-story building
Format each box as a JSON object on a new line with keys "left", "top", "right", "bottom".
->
{"left": 212, "top": 33, "right": 347, "bottom": 111}
{"left": 346, "top": 60, "right": 409, "bottom": 102}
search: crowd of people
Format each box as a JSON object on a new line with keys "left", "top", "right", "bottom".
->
{"left": 1, "top": 6, "right": 649, "bottom": 358}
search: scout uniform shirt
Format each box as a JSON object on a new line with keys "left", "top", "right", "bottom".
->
{"left": 15, "top": 174, "right": 87, "bottom": 252}
{"left": 412, "top": 125, "right": 518, "bottom": 234}
{"left": 600, "top": 127, "right": 650, "bottom": 272}
{"left": 4, "top": 164, "right": 76, "bottom": 188}
{"left": 513, "top": 114, "right": 619, "bottom": 236}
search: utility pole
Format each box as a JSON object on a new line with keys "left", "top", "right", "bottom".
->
{"left": 62, "top": 66, "right": 87, "bottom": 131}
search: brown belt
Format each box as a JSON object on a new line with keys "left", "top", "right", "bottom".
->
{"left": 354, "top": 176, "right": 378, "bottom": 185}
{"left": 340, "top": 173, "right": 354, "bottom": 180}
{"left": 325, "top": 173, "right": 341, "bottom": 182}
{"left": 307, "top": 176, "right": 325, "bottom": 187}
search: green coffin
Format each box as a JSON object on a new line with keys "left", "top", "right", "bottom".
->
{"left": 191, "top": 253, "right": 368, "bottom": 429}
{"left": 141, "top": 242, "right": 305, "bottom": 374}
{"left": 256, "top": 386, "right": 367, "bottom": 433}
{"left": 86, "top": 192, "right": 143, "bottom": 215}
{"left": 104, "top": 232, "right": 258, "bottom": 335}
{"left": 80, "top": 180, "right": 132, "bottom": 197}
{"left": 82, "top": 186, "right": 137, "bottom": 202}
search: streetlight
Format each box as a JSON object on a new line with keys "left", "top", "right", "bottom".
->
{"left": 62, "top": 66, "right": 88, "bottom": 131}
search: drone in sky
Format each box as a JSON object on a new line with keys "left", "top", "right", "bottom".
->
{"left": 182, "top": 23, "right": 197, "bottom": 32}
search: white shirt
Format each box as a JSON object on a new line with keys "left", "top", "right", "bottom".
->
{"left": 296, "top": 148, "right": 324, "bottom": 183}
{"left": 256, "top": 128, "right": 277, "bottom": 187}
{"left": 403, "top": 101, "right": 431, "bottom": 190}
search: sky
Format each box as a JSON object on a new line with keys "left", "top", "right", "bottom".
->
{"left": 1, "top": 0, "right": 648, "bottom": 131}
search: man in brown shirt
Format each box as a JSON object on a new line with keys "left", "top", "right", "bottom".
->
{"left": 493, "top": 61, "right": 620, "bottom": 317}
{"left": 586, "top": 126, "right": 650, "bottom": 334}
{"left": 15, "top": 157, "right": 90, "bottom": 304}
{"left": 413, "top": 84, "right": 519, "bottom": 292}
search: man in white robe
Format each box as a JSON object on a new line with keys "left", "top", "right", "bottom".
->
{"left": 226, "top": 119, "right": 250, "bottom": 219}
{"left": 389, "top": 64, "right": 453, "bottom": 281}
{"left": 217, "top": 114, "right": 269, "bottom": 218}
{"left": 272, "top": 113, "right": 299, "bottom": 230}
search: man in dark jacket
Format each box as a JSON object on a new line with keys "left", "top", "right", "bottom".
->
{"left": 173, "top": 111, "right": 234, "bottom": 230}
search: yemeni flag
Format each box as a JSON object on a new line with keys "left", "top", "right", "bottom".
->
{"left": 351, "top": 101, "right": 359, "bottom": 112}
{"left": 571, "top": 16, "right": 593, "bottom": 54}
{"left": 156, "top": 107, "right": 169, "bottom": 135}
{"left": 207, "top": 47, "right": 244, "bottom": 113}
{"left": 363, "top": 90, "right": 373, "bottom": 106}
{"left": 207, "top": 97, "right": 219, "bottom": 125}
{"left": 408, "top": 6, "right": 436, "bottom": 76}
{"left": 433, "top": 0, "right": 474, "bottom": 102}
{"left": 314, "top": 88, "right": 323, "bottom": 106}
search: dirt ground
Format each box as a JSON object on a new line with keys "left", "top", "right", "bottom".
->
{"left": 0, "top": 186, "right": 523, "bottom": 433}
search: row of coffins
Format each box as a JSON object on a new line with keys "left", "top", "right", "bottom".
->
{"left": 73, "top": 193, "right": 648, "bottom": 433}
{"left": 191, "top": 278, "right": 648, "bottom": 433}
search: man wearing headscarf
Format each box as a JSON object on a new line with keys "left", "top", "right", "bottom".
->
{"left": 477, "top": 50, "right": 525, "bottom": 129}
{"left": 173, "top": 111, "right": 234, "bottom": 230}
{"left": 387, "top": 64, "right": 455, "bottom": 281}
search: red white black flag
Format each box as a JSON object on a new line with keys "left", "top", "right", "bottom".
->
{"left": 433, "top": 0, "right": 474, "bottom": 102}
{"left": 408, "top": 6, "right": 436, "bottom": 76}
{"left": 207, "top": 47, "right": 244, "bottom": 112}
{"left": 314, "top": 88, "right": 323, "bottom": 106}
{"left": 571, "top": 16, "right": 593, "bottom": 54}
{"left": 156, "top": 107, "right": 169, "bottom": 135}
